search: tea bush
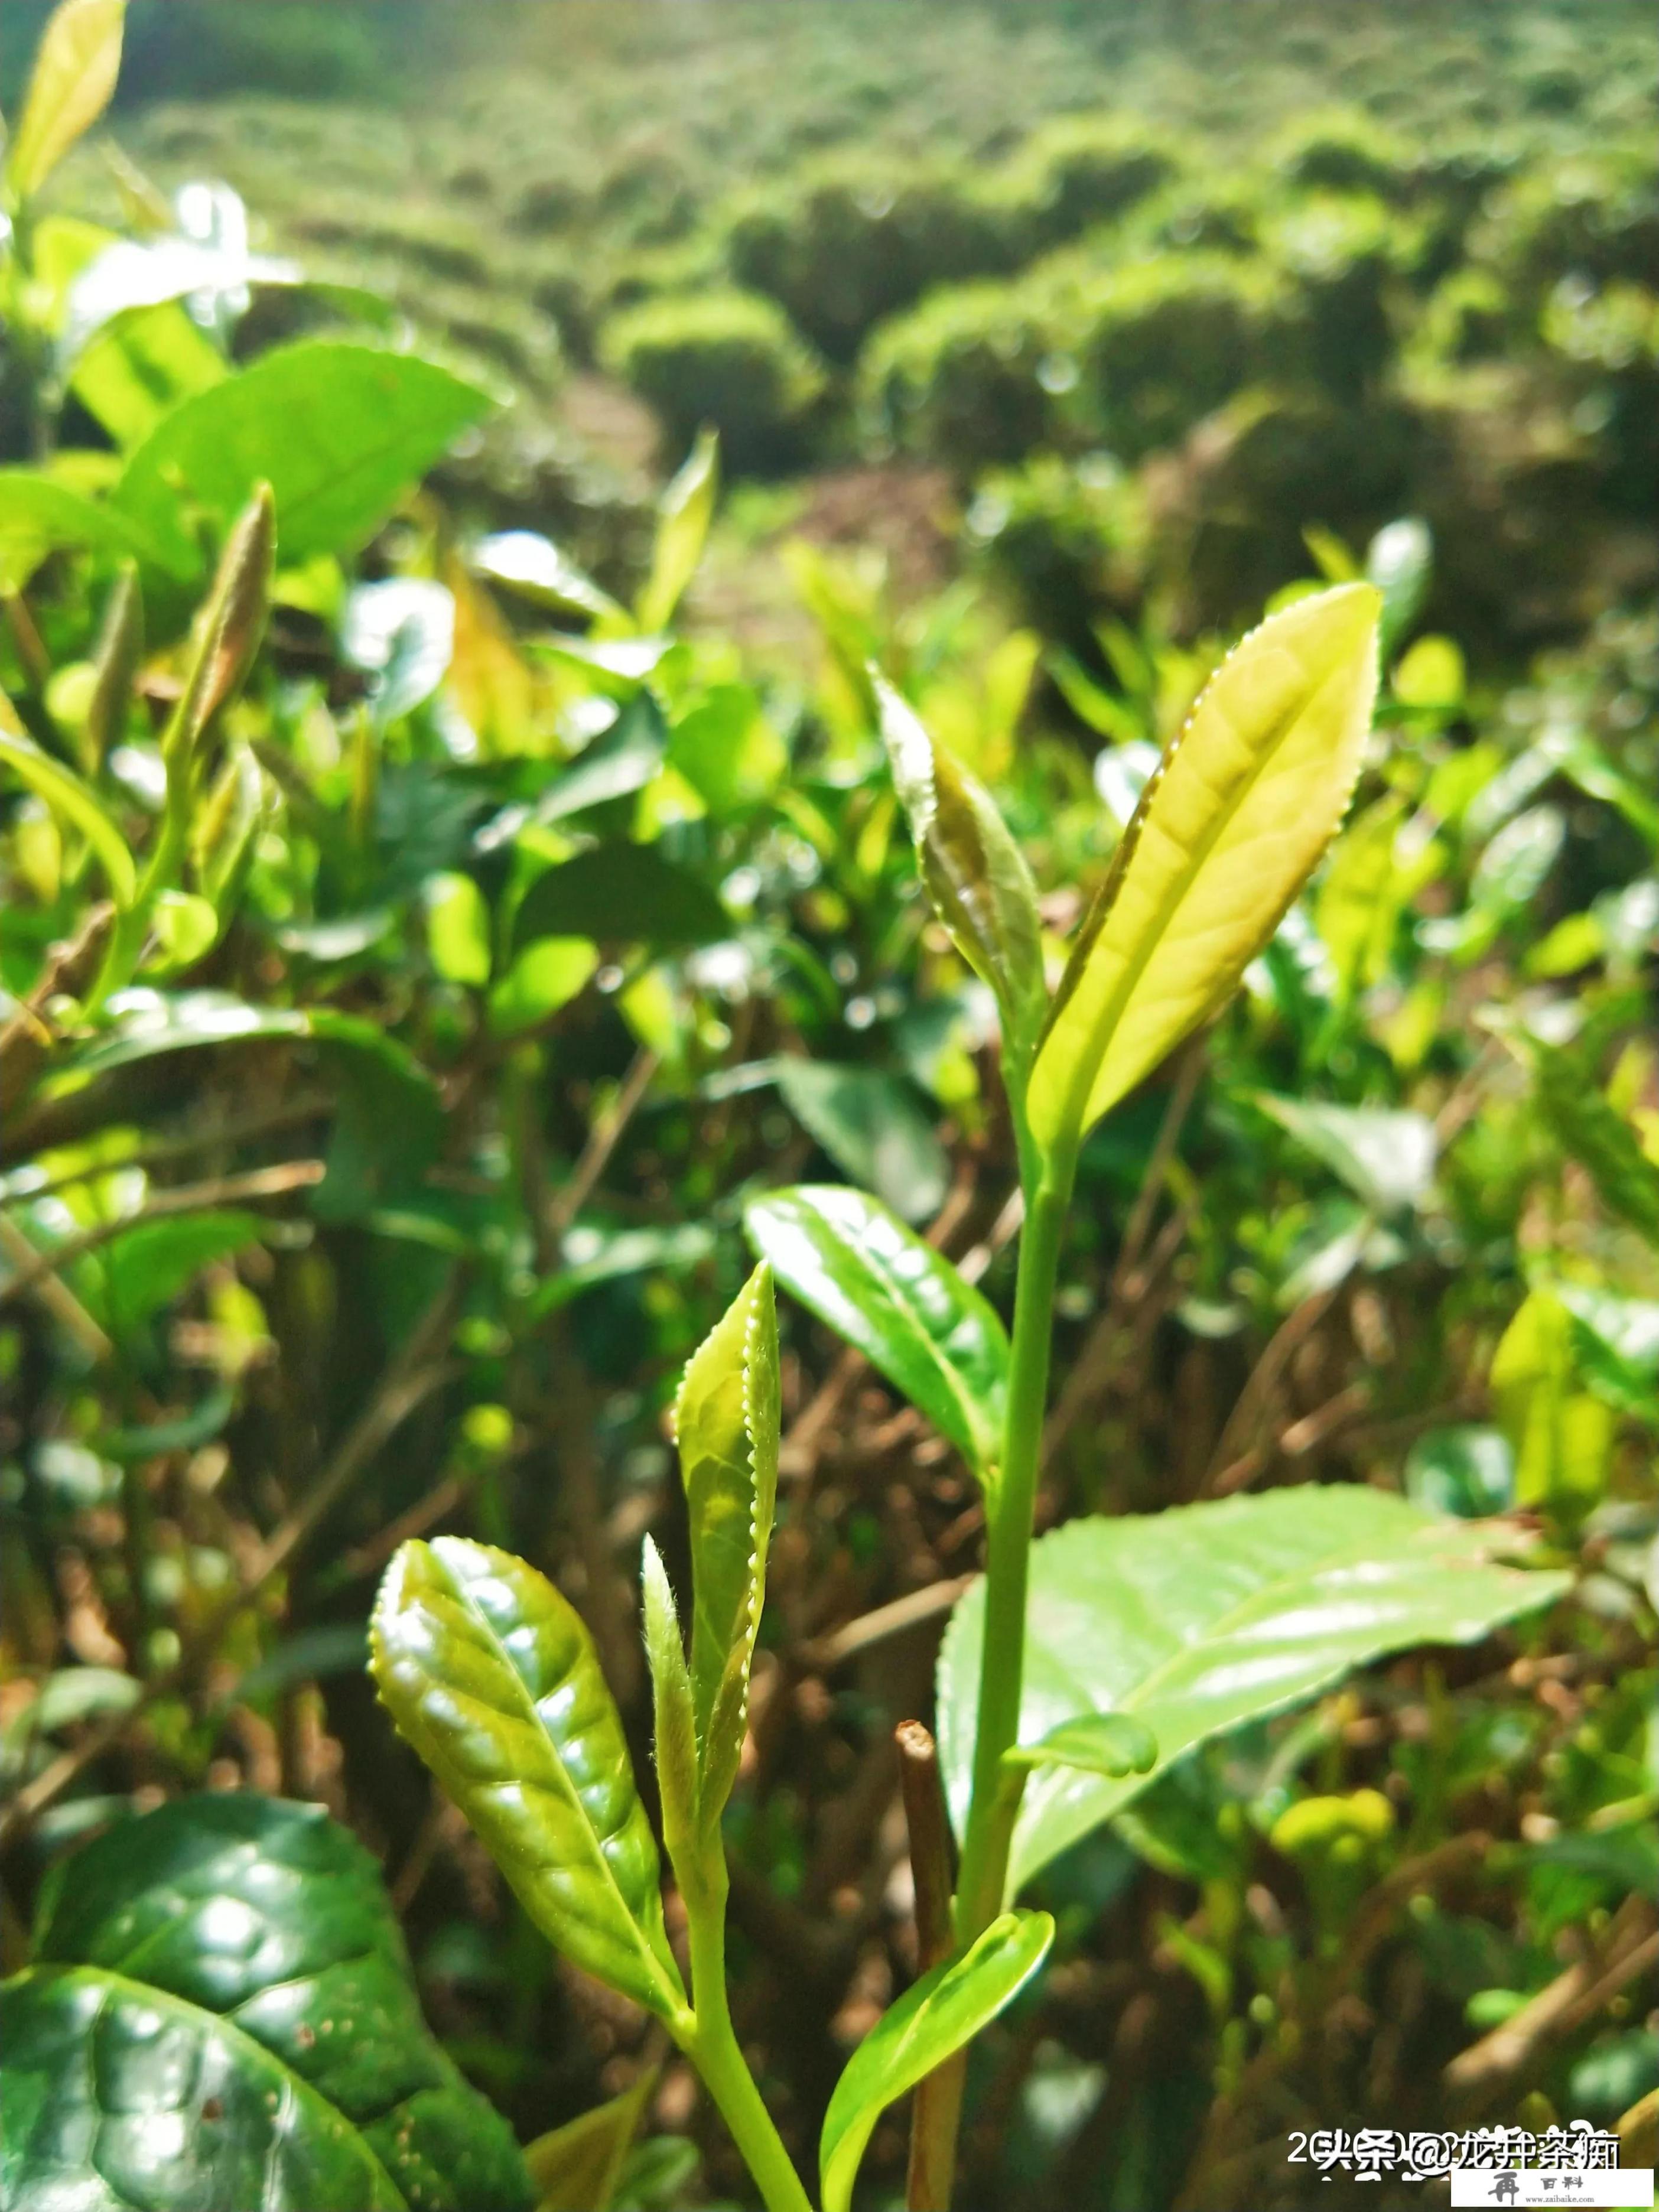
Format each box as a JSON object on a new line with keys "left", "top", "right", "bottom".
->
{"left": 601, "top": 289, "right": 827, "bottom": 473}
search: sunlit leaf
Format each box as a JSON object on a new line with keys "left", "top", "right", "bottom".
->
{"left": 640, "top": 1537, "right": 698, "bottom": 1863}
{"left": 876, "top": 674, "right": 1045, "bottom": 1059}
{"left": 818, "top": 1912, "right": 1053, "bottom": 2212}
{"left": 0, "top": 1793, "right": 532, "bottom": 2211}
{"left": 371, "top": 1536, "right": 686, "bottom": 2020}
{"left": 113, "top": 343, "right": 493, "bottom": 575}
{"left": 4, "top": 0, "right": 125, "bottom": 206}
{"left": 674, "top": 1262, "right": 779, "bottom": 1828}
{"left": 938, "top": 1488, "right": 1569, "bottom": 1898}
{"left": 637, "top": 427, "right": 718, "bottom": 634}
{"left": 1029, "top": 584, "right": 1381, "bottom": 1153}
{"left": 746, "top": 1184, "right": 1007, "bottom": 1477}
{"left": 0, "top": 467, "right": 170, "bottom": 592}
{"left": 1531, "top": 1043, "right": 1659, "bottom": 1246}
{"left": 0, "top": 715, "right": 138, "bottom": 905}
{"left": 1491, "top": 1290, "right": 1615, "bottom": 1519}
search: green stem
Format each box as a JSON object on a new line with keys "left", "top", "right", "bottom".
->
{"left": 954, "top": 1160, "right": 1073, "bottom": 1939}
{"left": 684, "top": 1863, "right": 815, "bottom": 2212}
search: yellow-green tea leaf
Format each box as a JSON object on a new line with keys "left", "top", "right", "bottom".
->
{"left": 5, "top": 0, "right": 125, "bottom": 206}
{"left": 1029, "top": 584, "right": 1381, "bottom": 1153}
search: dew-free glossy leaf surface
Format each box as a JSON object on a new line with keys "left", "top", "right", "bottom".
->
{"left": 938, "top": 1488, "right": 1569, "bottom": 1898}
{"left": 371, "top": 1536, "right": 684, "bottom": 2019}
{"left": 0, "top": 1793, "right": 532, "bottom": 2212}
{"left": 818, "top": 1911, "right": 1053, "bottom": 2212}
{"left": 877, "top": 675, "right": 1045, "bottom": 1055}
{"left": 113, "top": 343, "right": 493, "bottom": 574}
{"left": 1029, "top": 585, "right": 1381, "bottom": 1151}
{"left": 746, "top": 1185, "right": 1008, "bottom": 1476}
{"left": 674, "top": 1263, "right": 779, "bottom": 1826}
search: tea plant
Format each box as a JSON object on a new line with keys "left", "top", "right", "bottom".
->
{"left": 365, "top": 582, "right": 1565, "bottom": 2212}
{"left": 2, "top": 7, "right": 1655, "bottom": 2210}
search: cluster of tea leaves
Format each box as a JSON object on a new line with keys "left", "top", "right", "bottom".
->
{"left": 1, "top": 6, "right": 1655, "bottom": 2210}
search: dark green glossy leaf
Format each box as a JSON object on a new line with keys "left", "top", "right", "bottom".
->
{"left": 0, "top": 1792, "right": 531, "bottom": 2211}
{"left": 674, "top": 1261, "right": 779, "bottom": 1827}
{"left": 746, "top": 1184, "right": 1007, "bottom": 1477}
{"left": 0, "top": 469, "right": 173, "bottom": 594}
{"left": 640, "top": 1536, "right": 698, "bottom": 1865}
{"left": 512, "top": 842, "right": 730, "bottom": 952}
{"left": 818, "top": 1911, "right": 1053, "bottom": 2212}
{"left": 1030, "top": 585, "right": 1381, "bottom": 1151}
{"left": 938, "top": 1489, "right": 1569, "bottom": 1898}
{"left": 876, "top": 674, "right": 1045, "bottom": 1058}
{"left": 112, "top": 343, "right": 493, "bottom": 575}
{"left": 371, "top": 1536, "right": 685, "bottom": 2021}
{"left": 773, "top": 1060, "right": 949, "bottom": 1225}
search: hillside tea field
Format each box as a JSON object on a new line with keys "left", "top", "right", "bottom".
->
{"left": 1, "top": 5, "right": 1656, "bottom": 2211}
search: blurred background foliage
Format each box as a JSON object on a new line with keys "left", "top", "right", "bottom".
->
{"left": 1, "top": 4, "right": 1655, "bottom": 2208}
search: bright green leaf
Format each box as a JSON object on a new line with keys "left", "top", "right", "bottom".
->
{"left": 71, "top": 298, "right": 231, "bottom": 449}
{"left": 640, "top": 1536, "right": 698, "bottom": 1864}
{"left": 1005, "top": 1712, "right": 1157, "bottom": 1779}
{"left": 0, "top": 467, "right": 171, "bottom": 591}
{"left": 1392, "top": 634, "right": 1465, "bottom": 710}
{"left": 113, "top": 343, "right": 493, "bottom": 575}
{"left": 668, "top": 685, "right": 786, "bottom": 814}
{"left": 5, "top": 0, "right": 125, "bottom": 206}
{"left": 488, "top": 936, "right": 598, "bottom": 1038}
{"left": 1029, "top": 584, "right": 1381, "bottom": 1153}
{"left": 1491, "top": 1290, "right": 1615, "bottom": 1519}
{"left": 0, "top": 1792, "right": 532, "bottom": 2211}
{"left": 371, "top": 1536, "right": 687, "bottom": 2021}
{"left": 746, "top": 1183, "right": 1007, "bottom": 1478}
{"left": 426, "top": 870, "right": 492, "bottom": 987}
{"left": 876, "top": 674, "right": 1045, "bottom": 1059}
{"left": 637, "top": 427, "right": 718, "bottom": 633}
{"left": 145, "top": 887, "right": 217, "bottom": 971}
{"left": 938, "top": 1488, "right": 1569, "bottom": 1899}
{"left": 818, "top": 1911, "right": 1054, "bottom": 2212}
{"left": 674, "top": 1261, "right": 779, "bottom": 1828}
{"left": 0, "top": 717, "right": 137, "bottom": 905}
